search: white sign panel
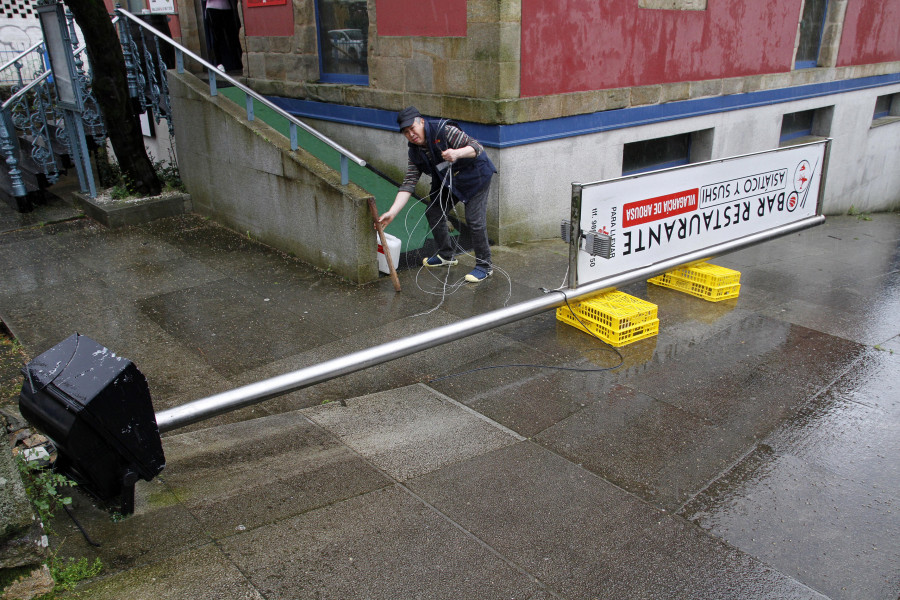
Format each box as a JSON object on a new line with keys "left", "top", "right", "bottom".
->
{"left": 572, "top": 141, "right": 828, "bottom": 287}
{"left": 149, "top": 0, "right": 175, "bottom": 13}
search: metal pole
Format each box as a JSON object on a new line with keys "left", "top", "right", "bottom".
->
{"left": 155, "top": 215, "right": 824, "bottom": 433}
{"left": 62, "top": 110, "right": 89, "bottom": 194}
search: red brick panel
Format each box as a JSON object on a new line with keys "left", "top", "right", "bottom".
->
{"left": 375, "top": 0, "right": 466, "bottom": 37}
{"left": 243, "top": 1, "right": 294, "bottom": 37}
{"left": 521, "top": 0, "right": 802, "bottom": 97}
{"left": 837, "top": 0, "right": 900, "bottom": 66}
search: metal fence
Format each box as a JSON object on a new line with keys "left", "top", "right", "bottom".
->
{"left": 0, "top": 45, "right": 45, "bottom": 86}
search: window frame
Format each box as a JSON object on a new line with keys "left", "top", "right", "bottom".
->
{"left": 314, "top": 0, "right": 369, "bottom": 86}
{"left": 795, "top": 0, "right": 829, "bottom": 69}
{"left": 871, "top": 93, "right": 900, "bottom": 128}
{"left": 622, "top": 131, "right": 693, "bottom": 177}
{"left": 779, "top": 106, "right": 833, "bottom": 146}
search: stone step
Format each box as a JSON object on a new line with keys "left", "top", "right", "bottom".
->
{"left": 45, "top": 384, "right": 523, "bottom": 577}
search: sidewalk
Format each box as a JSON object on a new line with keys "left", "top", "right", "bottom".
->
{"left": 1, "top": 193, "right": 898, "bottom": 599}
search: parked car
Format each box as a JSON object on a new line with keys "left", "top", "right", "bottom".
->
{"left": 328, "top": 29, "right": 366, "bottom": 62}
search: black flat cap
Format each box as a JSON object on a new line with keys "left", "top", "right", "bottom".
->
{"left": 397, "top": 106, "right": 421, "bottom": 130}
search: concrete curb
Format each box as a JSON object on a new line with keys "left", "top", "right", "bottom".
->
{"left": 71, "top": 191, "right": 192, "bottom": 228}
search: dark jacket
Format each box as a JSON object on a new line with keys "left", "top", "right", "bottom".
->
{"left": 408, "top": 118, "right": 496, "bottom": 203}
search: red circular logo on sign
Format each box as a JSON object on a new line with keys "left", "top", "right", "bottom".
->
{"left": 787, "top": 191, "right": 799, "bottom": 212}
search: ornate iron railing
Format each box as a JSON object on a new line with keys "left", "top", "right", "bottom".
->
{"left": 0, "top": 41, "right": 45, "bottom": 86}
{"left": 0, "top": 10, "right": 106, "bottom": 203}
{"left": 3, "top": 5, "right": 370, "bottom": 208}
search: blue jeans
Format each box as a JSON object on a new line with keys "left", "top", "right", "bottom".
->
{"left": 425, "top": 180, "right": 492, "bottom": 269}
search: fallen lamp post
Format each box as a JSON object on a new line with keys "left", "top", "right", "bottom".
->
{"left": 18, "top": 216, "right": 824, "bottom": 513}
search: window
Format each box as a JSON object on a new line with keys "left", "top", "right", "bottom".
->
{"left": 315, "top": 0, "right": 369, "bottom": 84}
{"left": 780, "top": 107, "right": 832, "bottom": 145}
{"left": 795, "top": 0, "right": 828, "bottom": 69}
{"left": 622, "top": 129, "right": 713, "bottom": 176}
{"left": 873, "top": 93, "right": 898, "bottom": 121}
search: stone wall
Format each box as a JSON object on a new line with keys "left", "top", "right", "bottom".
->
{"left": 231, "top": 0, "right": 899, "bottom": 128}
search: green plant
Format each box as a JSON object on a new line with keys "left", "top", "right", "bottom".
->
{"left": 48, "top": 556, "right": 103, "bottom": 593}
{"left": 153, "top": 157, "right": 184, "bottom": 192}
{"left": 110, "top": 183, "right": 131, "bottom": 200}
{"left": 14, "top": 456, "right": 76, "bottom": 526}
{"left": 97, "top": 149, "right": 185, "bottom": 199}
{"left": 847, "top": 205, "right": 872, "bottom": 221}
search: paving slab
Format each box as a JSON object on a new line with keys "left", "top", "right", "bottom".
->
{"left": 139, "top": 277, "right": 339, "bottom": 378}
{"left": 407, "top": 442, "right": 826, "bottom": 600}
{"left": 1, "top": 195, "right": 898, "bottom": 600}
{"left": 47, "top": 480, "right": 208, "bottom": 577}
{"left": 157, "top": 409, "right": 392, "bottom": 539}
{"left": 534, "top": 383, "right": 735, "bottom": 509}
{"left": 218, "top": 485, "right": 545, "bottom": 600}
{"left": 66, "top": 543, "right": 265, "bottom": 600}
{"left": 681, "top": 347, "right": 900, "bottom": 600}
{"left": 303, "top": 383, "right": 522, "bottom": 481}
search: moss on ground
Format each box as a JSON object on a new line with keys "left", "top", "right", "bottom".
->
{"left": 0, "top": 325, "right": 27, "bottom": 409}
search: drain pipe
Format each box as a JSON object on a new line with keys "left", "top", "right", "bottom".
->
{"left": 155, "top": 216, "right": 824, "bottom": 433}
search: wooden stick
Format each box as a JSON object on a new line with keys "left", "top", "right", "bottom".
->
{"left": 368, "top": 197, "right": 402, "bottom": 292}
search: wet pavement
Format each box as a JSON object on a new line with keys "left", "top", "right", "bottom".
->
{"left": 1, "top": 192, "right": 898, "bottom": 599}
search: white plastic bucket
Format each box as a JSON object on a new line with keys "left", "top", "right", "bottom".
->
{"left": 376, "top": 232, "right": 401, "bottom": 274}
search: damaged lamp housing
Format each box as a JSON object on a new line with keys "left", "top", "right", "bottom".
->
{"left": 19, "top": 333, "right": 165, "bottom": 514}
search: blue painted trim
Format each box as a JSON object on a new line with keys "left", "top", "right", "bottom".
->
{"left": 623, "top": 157, "right": 689, "bottom": 176}
{"left": 267, "top": 72, "right": 900, "bottom": 149}
{"left": 779, "top": 128, "right": 814, "bottom": 143}
{"left": 318, "top": 73, "right": 369, "bottom": 85}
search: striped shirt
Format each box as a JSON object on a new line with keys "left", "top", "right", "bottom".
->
{"left": 398, "top": 124, "right": 485, "bottom": 193}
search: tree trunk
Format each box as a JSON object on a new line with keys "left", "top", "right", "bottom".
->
{"left": 63, "top": 0, "right": 161, "bottom": 196}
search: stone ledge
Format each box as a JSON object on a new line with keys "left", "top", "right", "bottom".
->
{"left": 71, "top": 191, "right": 192, "bottom": 229}
{"left": 245, "top": 60, "right": 900, "bottom": 126}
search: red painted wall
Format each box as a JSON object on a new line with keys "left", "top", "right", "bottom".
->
{"left": 375, "top": 0, "right": 466, "bottom": 37}
{"left": 243, "top": 1, "right": 294, "bottom": 37}
{"left": 520, "top": 0, "right": 803, "bottom": 97}
{"left": 837, "top": 0, "right": 900, "bottom": 66}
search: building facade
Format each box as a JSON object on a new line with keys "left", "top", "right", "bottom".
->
{"left": 82, "top": 1, "right": 900, "bottom": 241}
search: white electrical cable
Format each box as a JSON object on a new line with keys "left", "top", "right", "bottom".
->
{"left": 398, "top": 120, "right": 513, "bottom": 313}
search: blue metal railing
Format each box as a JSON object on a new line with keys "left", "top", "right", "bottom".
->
{"left": 2, "top": 6, "right": 370, "bottom": 209}
{"left": 1, "top": 38, "right": 96, "bottom": 200}
{"left": 0, "top": 42, "right": 46, "bottom": 86}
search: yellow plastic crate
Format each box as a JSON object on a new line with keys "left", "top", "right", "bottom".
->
{"left": 565, "top": 290, "right": 658, "bottom": 330}
{"left": 556, "top": 291, "right": 659, "bottom": 347}
{"left": 649, "top": 273, "right": 741, "bottom": 302}
{"left": 666, "top": 262, "right": 741, "bottom": 287}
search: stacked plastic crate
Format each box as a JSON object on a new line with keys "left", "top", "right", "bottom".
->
{"left": 556, "top": 290, "right": 659, "bottom": 347}
{"left": 648, "top": 262, "right": 741, "bottom": 302}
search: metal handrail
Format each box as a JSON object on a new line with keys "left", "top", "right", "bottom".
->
{"left": 0, "top": 40, "right": 44, "bottom": 75}
{"left": 1, "top": 44, "right": 87, "bottom": 111}
{"left": 2, "top": 70, "right": 51, "bottom": 111}
{"left": 114, "top": 8, "right": 367, "bottom": 172}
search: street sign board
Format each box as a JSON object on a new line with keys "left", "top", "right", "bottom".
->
{"left": 569, "top": 140, "right": 830, "bottom": 288}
